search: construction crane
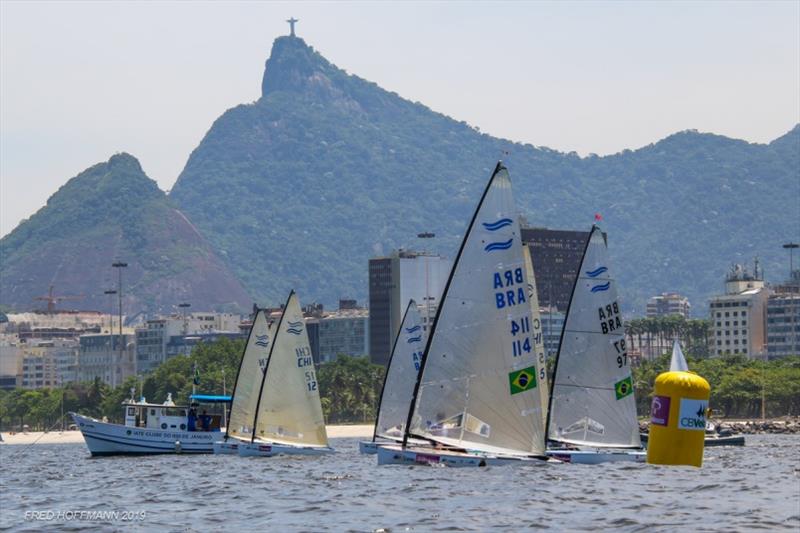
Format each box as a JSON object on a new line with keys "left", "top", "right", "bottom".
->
{"left": 33, "top": 285, "right": 84, "bottom": 313}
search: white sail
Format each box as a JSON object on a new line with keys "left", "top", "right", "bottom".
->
{"left": 374, "top": 300, "right": 424, "bottom": 441}
{"left": 523, "top": 244, "right": 550, "bottom": 428}
{"left": 406, "top": 163, "right": 547, "bottom": 456}
{"left": 227, "top": 309, "right": 273, "bottom": 440}
{"left": 253, "top": 292, "right": 329, "bottom": 447}
{"left": 670, "top": 339, "right": 689, "bottom": 372}
{"left": 547, "top": 226, "right": 641, "bottom": 448}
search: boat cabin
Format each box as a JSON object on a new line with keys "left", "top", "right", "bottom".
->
{"left": 121, "top": 391, "right": 229, "bottom": 432}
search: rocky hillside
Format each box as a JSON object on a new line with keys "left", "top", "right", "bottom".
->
{"left": 0, "top": 153, "right": 252, "bottom": 315}
{"left": 169, "top": 35, "right": 798, "bottom": 313}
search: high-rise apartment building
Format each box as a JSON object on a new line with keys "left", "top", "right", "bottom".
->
{"left": 521, "top": 227, "right": 593, "bottom": 312}
{"left": 766, "top": 270, "right": 800, "bottom": 358}
{"left": 368, "top": 250, "right": 451, "bottom": 366}
{"left": 646, "top": 292, "right": 691, "bottom": 318}
{"left": 709, "top": 262, "right": 769, "bottom": 358}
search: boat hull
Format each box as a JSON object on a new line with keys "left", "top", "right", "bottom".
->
{"left": 359, "top": 440, "right": 380, "bottom": 454}
{"left": 71, "top": 413, "right": 220, "bottom": 455}
{"left": 212, "top": 439, "right": 245, "bottom": 455}
{"left": 546, "top": 449, "right": 646, "bottom": 464}
{"left": 359, "top": 437, "right": 437, "bottom": 455}
{"left": 237, "top": 441, "right": 335, "bottom": 457}
{"left": 376, "top": 445, "right": 550, "bottom": 467}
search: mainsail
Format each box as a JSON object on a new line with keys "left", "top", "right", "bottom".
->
{"left": 547, "top": 226, "right": 641, "bottom": 448}
{"left": 373, "top": 300, "right": 424, "bottom": 441}
{"left": 226, "top": 309, "right": 273, "bottom": 440}
{"left": 404, "top": 163, "right": 547, "bottom": 456}
{"left": 252, "top": 291, "right": 329, "bottom": 447}
{"left": 523, "top": 245, "right": 550, "bottom": 428}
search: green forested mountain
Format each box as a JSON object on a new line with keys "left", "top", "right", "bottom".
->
{"left": 0, "top": 153, "right": 251, "bottom": 314}
{"left": 170, "top": 35, "right": 799, "bottom": 313}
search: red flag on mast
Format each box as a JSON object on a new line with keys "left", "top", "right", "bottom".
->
{"left": 594, "top": 213, "right": 603, "bottom": 222}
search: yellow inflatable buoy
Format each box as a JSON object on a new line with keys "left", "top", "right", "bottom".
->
{"left": 646, "top": 369, "right": 710, "bottom": 467}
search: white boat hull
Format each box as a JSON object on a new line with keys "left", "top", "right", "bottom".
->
{"left": 546, "top": 449, "right": 645, "bottom": 464}
{"left": 237, "top": 440, "right": 335, "bottom": 457}
{"left": 71, "top": 413, "right": 221, "bottom": 455}
{"left": 376, "top": 445, "right": 550, "bottom": 467}
{"left": 213, "top": 438, "right": 247, "bottom": 455}
{"left": 359, "top": 436, "right": 427, "bottom": 455}
{"left": 359, "top": 440, "right": 380, "bottom": 454}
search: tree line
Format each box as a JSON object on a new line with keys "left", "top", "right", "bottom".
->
{"left": 0, "top": 336, "right": 797, "bottom": 431}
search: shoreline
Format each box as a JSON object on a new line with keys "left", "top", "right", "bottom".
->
{"left": 0, "top": 424, "right": 373, "bottom": 446}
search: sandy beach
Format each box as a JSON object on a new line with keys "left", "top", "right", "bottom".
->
{"left": 0, "top": 424, "right": 373, "bottom": 446}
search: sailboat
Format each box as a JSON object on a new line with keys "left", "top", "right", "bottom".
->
{"left": 377, "top": 162, "right": 550, "bottom": 467}
{"left": 545, "top": 225, "right": 645, "bottom": 464}
{"left": 213, "top": 308, "right": 273, "bottom": 454}
{"left": 359, "top": 299, "right": 428, "bottom": 454}
{"left": 238, "top": 291, "right": 334, "bottom": 457}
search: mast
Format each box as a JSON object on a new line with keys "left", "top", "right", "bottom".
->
{"left": 249, "top": 291, "right": 293, "bottom": 443}
{"left": 402, "top": 161, "right": 506, "bottom": 447}
{"left": 544, "top": 226, "right": 594, "bottom": 439}
{"left": 223, "top": 308, "right": 262, "bottom": 440}
{"left": 372, "top": 299, "right": 416, "bottom": 442}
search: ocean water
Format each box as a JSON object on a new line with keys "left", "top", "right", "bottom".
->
{"left": 1, "top": 435, "right": 798, "bottom": 531}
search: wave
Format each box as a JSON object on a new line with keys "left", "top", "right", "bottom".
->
{"left": 484, "top": 238, "right": 513, "bottom": 252}
{"left": 286, "top": 328, "right": 303, "bottom": 335}
{"left": 407, "top": 336, "right": 422, "bottom": 343}
{"left": 585, "top": 266, "right": 608, "bottom": 278}
{"left": 482, "top": 218, "right": 513, "bottom": 231}
{"left": 286, "top": 321, "right": 303, "bottom": 328}
{"left": 254, "top": 340, "right": 270, "bottom": 347}
{"left": 405, "top": 325, "right": 421, "bottom": 334}
{"left": 591, "top": 282, "right": 611, "bottom": 293}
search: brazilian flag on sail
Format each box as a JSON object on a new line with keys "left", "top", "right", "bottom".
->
{"left": 614, "top": 376, "right": 633, "bottom": 400}
{"left": 509, "top": 366, "right": 537, "bottom": 395}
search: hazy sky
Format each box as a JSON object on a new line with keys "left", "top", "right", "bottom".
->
{"left": 2, "top": 1, "right": 798, "bottom": 237}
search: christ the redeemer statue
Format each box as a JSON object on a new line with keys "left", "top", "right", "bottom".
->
{"left": 287, "top": 17, "right": 298, "bottom": 37}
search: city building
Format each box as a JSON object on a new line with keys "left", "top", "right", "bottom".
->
{"left": 368, "top": 250, "right": 451, "bottom": 366}
{"left": 709, "top": 262, "right": 769, "bottom": 358}
{"left": 646, "top": 292, "right": 691, "bottom": 318}
{"left": 135, "top": 312, "right": 244, "bottom": 373}
{"left": 21, "top": 354, "right": 58, "bottom": 389}
{"left": 766, "top": 270, "right": 800, "bottom": 358}
{"left": 315, "top": 306, "right": 369, "bottom": 363}
{"left": 76, "top": 331, "right": 136, "bottom": 386}
{"left": 539, "top": 307, "right": 566, "bottom": 358}
{"left": 0, "top": 334, "right": 23, "bottom": 390}
{"left": 521, "top": 227, "right": 593, "bottom": 312}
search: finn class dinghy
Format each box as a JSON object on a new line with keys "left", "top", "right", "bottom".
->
{"left": 213, "top": 308, "right": 274, "bottom": 454}
{"left": 237, "top": 291, "right": 334, "bottom": 457}
{"left": 359, "top": 300, "right": 429, "bottom": 454}
{"left": 377, "top": 162, "right": 551, "bottom": 467}
{"left": 545, "top": 226, "right": 645, "bottom": 464}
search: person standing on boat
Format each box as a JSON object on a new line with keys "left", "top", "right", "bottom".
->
{"left": 200, "top": 410, "right": 212, "bottom": 431}
{"left": 188, "top": 406, "right": 198, "bottom": 432}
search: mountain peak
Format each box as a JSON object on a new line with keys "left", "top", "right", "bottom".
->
{"left": 261, "top": 36, "right": 334, "bottom": 98}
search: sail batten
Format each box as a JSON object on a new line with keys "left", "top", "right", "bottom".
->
{"left": 547, "top": 226, "right": 641, "bottom": 448}
{"left": 403, "top": 163, "right": 547, "bottom": 456}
